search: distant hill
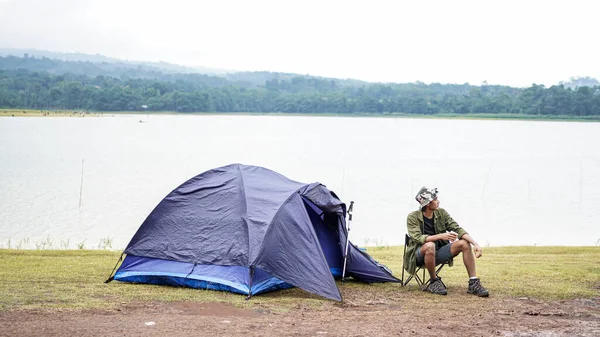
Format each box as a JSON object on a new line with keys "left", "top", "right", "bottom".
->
{"left": 0, "top": 54, "right": 237, "bottom": 87}
{"left": 0, "top": 50, "right": 372, "bottom": 89}
{"left": 0, "top": 48, "right": 227, "bottom": 76}
{"left": 1, "top": 53, "right": 599, "bottom": 117}
{"left": 0, "top": 48, "right": 372, "bottom": 87}
{"left": 0, "top": 53, "right": 520, "bottom": 96}
{"left": 2, "top": 48, "right": 598, "bottom": 90}
{"left": 0, "top": 48, "right": 118, "bottom": 63}
{"left": 224, "top": 71, "right": 370, "bottom": 88}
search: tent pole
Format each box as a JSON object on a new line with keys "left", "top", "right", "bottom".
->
{"left": 182, "top": 263, "right": 197, "bottom": 287}
{"left": 245, "top": 265, "right": 255, "bottom": 300}
{"left": 104, "top": 253, "right": 124, "bottom": 283}
{"left": 341, "top": 201, "right": 354, "bottom": 282}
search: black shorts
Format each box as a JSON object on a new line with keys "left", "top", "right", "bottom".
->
{"left": 415, "top": 242, "right": 453, "bottom": 267}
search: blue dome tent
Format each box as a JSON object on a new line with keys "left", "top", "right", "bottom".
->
{"left": 106, "top": 164, "right": 399, "bottom": 301}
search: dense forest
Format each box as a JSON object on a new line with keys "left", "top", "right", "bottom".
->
{"left": 1, "top": 55, "right": 599, "bottom": 116}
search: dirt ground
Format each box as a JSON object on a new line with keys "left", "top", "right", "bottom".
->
{"left": 2, "top": 291, "right": 599, "bottom": 337}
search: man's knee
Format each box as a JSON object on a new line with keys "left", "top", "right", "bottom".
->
{"left": 457, "top": 239, "right": 471, "bottom": 251}
{"left": 423, "top": 242, "right": 436, "bottom": 255}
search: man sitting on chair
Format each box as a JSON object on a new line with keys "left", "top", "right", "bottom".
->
{"left": 404, "top": 186, "right": 489, "bottom": 296}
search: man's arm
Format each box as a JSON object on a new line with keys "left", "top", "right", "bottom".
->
{"left": 426, "top": 232, "right": 458, "bottom": 243}
{"left": 441, "top": 209, "right": 468, "bottom": 238}
{"left": 441, "top": 208, "right": 482, "bottom": 258}
{"left": 407, "top": 211, "right": 458, "bottom": 243}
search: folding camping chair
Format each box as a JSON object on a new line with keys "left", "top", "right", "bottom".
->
{"left": 401, "top": 234, "right": 449, "bottom": 291}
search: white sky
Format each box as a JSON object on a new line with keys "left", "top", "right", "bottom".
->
{"left": 0, "top": 0, "right": 598, "bottom": 87}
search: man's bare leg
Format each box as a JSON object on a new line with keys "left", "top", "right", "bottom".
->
{"left": 450, "top": 239, "right": 476, "bottom": 278}
{"left": 420, "top": 242, "right": 437, "bottom": 279}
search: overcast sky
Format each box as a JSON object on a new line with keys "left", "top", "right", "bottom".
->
{"left": 1, "top": 0, "right": 598, "bottom": 87}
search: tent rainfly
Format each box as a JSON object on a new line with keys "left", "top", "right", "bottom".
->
{"left": 106, "top": 164, "right": 400, "bottom": 301}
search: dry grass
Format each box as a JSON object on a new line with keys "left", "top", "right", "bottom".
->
{"left": 0, "top": 109, "right": 102, "bottom": 117}
{"left": 0, "top": 246, "right": 598, "bottom": 311}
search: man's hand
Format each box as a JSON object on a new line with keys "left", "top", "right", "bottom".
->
{"left": 439, "top": 232, "right": 458, "bottom": 242}
{"left": 474, "top": 244, "right": 483, "bottom": 258}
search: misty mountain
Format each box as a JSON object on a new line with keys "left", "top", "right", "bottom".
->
{"left": 224, "top": 71, "right": 370, "bottom": 88}
{"left": 0, "top": 48, "right": 226, "bottom": 76}
{"left": 6, "top": 48, "right": 597, "bottom": 91}
{"left": 0, "top": 50, "right": 372, "bottom": 89}
{"left": 0, "top": 54, "right": 237, "bottom": 87}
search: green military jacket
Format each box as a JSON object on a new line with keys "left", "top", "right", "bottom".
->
{"left": 403, "top": 208, "right": 468, "bottom": 275}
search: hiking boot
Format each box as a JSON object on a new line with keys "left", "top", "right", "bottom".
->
{"left": 426, "top": 277, "right": 447, "bottom": 295}
{"left": 467, "top": 278, "right": 489, "bottom": 297}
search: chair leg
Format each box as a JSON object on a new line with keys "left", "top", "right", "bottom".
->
{"left": 402, "top": 274, "right": 414, "bottom": 287}
{"left": 401, "top": 265, "right": 405, "bottom": 285}
{"left": 414, "top": 268, "right": 426, "bottom": 290}
{"left": 404, "top": 262, "right": 449, "bottom": 291}
{"left": 417, "top": 264, "right": 447, "bottom": 290}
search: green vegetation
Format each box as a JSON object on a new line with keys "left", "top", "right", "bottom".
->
{"left": 1, "top": 246, "right": 598, "bottom": 311}
{"left": 1, "top": 55, "right": 599, "bottom": 117}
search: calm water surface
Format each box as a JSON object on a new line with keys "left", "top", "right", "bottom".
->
{"left": 1, "top": 114, "right": 599, "bottom": 249}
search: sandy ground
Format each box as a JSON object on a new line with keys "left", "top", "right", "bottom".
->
{"left": 1, "top": 294, "right": 599, "bottom": 337}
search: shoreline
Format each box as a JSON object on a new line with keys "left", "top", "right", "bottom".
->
{"left": 0, "top": 109, "right": 105, "bottom": 117}
{"left": 2, "top": 109, "right": 600, "bottom": 122}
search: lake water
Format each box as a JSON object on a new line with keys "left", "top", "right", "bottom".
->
{"left": 1, "top": 114, "right": 599, "bottom": 249}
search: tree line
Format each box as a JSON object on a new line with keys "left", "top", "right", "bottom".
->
{"left": 1, "top": 56, "right": 599, "bottom": 116}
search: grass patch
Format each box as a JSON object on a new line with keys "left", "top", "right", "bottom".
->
{"left": 0, "top": 247, "right": 598, "bottom": 311}
{"left": 368, "top": 245, "right": 600, "bottom": 300}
